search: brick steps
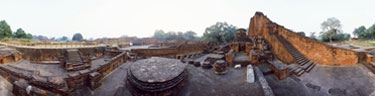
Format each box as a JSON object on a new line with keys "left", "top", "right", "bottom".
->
{"left": 67, "top": 64, "right": 90, "bottom": 71}
{"left": 287, "top": 64, "right": 304, "bottom": 76}
{"left": 276, "top": 35, "right": 316, "bottom": 76}
{"left": 65, "top": 49, "right": 90, "bottom": 72}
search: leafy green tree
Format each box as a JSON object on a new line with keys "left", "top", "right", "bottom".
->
{"left": 26, "top": 33, "right": 33, "bottom": 39}
{"left": 56, "top": 36, "right": 69, "bottom": 41}
{"left": 153, "top": 30, "right": 165, "bottom": 40}
{"left": 72, "top": 33, "right": 83, "bottom": 41}
{"left": 184, "top": 30, "right": 198, "bottom": 40}
{"left": 334, "top": 33, "right": 350, "bottom": 41}
{"left": 367, "top": 24, "right": 375, "bottom": 40}
{"left": 13, "top": 28, "right": 27, "bottom": 38}
{"left": 202, "top": 22, "right": 237, "bottom": 43}
{"left": 297, "top": 31, "right": 306, "bottom": 36}
{"left": 0, "top": 20, "right": 12, "bottom": 39}
{"left": 165, "top": 31, "right": 177, "bottom": 40}
{"left": 61, "top": 36, "right": 68, "bottom": 41}
{"left": 319, "top": 17, "right": 344, "bottom": 42}
{"left": 353, "top": 26, "right": 367, "bottom": 39}
{"left": 33, "top": 35, "right": 48, "bottom": 40}
{"left": 177, "top": 32, "right": 185, "bottom": 39}
{"left": 153, "top": 30, "right": 199, "bottom": 40}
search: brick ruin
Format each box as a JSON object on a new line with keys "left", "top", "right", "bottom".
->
{"left": 0, "top": 47, "right": 22, "bottom": 64}
{"left": 1, "top": 12, "right": 374, "bottom": 96}
{"left": 60, "top": 49, "right": 92, "bottom": 71}
{"left": 248, "top": 12, "right": 364, "bottom": 65}
{"left": 0, "top": 46, "right": 128, "bottom": 96}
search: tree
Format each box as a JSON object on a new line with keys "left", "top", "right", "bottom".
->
{"left": 153, "top": 30, "right": 199, "bottom": 40}
{"left": 184, "top": 30, "right": 198, "bottom": 40}
{"left": 13, "top": 28, "right": 27, "bottom": 38}
{"left": 202, "top": 22, "right": 237, "bottom": 43}
{"left": 368, "top": 24, "right": 375, "bottom": 40}
{"left": 165, "top": 31, "right": 177, "bottom": 40}
{"left": 319, "top": 17, "right": 343, "bottom": 42}
{"left": 297, "top": 31, "right": 306, "bottom": 36}
{"left": 177, "top": 32, "right": 185, "bottom": 39}
{"left": 56, "top": 36, "right": 69, "bottom": 41}
{"left": 153, "top": 30, "right": 166, "bottom": 40}
{"left": 72, "top": 33, "right": 83, "bottom": 41}
{"left": 26, "top": 33, "right": 33, "bottom": 39}
{"left": 353, "top": 26, "right": 367, "bottom": 39}
{"left": 0, "top": 20, "right": 12, "bottom": 39}
{"left": 33, "top": 35, "right": 48, "bottom": 40}
{"left": 11, "top": 28, "right": 33, "bottom": 39}
{"left": 352, "top": 24, "right": 375, "bottom": 40}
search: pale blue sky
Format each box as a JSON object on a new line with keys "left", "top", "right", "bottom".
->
{"left": 0, "top": 0, "right": 374, "bottom": 39}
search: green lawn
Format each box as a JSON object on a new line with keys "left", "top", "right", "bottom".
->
{"left": 345, "top": 41, "right": 375, "bottom": 47}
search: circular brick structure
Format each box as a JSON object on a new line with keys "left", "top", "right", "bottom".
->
{"left": 202, "top": 61, "right": 212, "bottom": 69}
{"left": 127, "top": 57, "right": 188, "bottom": 96}
{"left": 213, "top": 60, "right": 227, "bottom": 75}
{"left": 193, "top": 61, "right": 201, "bottom": 67}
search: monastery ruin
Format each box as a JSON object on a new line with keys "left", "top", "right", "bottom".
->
{"left": 0, "top": 12, "right": 374, "bottom": 96}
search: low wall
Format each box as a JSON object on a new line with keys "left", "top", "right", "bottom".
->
{"left": 9, "top": 46, "right": 105, "bottom": 62}
{"left": 249, "top": 12, "right": 362, "bottom": 65}
{"left": 131, "top": 43, "right": 205, "bottom": 57}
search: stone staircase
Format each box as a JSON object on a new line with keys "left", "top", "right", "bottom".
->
{"left": 276, "top": 35, "right": 316, "bottom": 76}
{"left": 66, "top": 49, "right": 90, "bottom": 71}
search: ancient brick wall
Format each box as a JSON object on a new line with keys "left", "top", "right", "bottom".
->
{"left": 248, "top": 12, "right": 294, "bottom": 64}
{"left": 248, "top": 12, "right": 362, "bottom": 65}
{"left": 10, "top": 47, "right": 105, "bottom": 62}
{"left": 131, "top": 43, "right": 204, "bottom": 57}
{"left": 0, "top": 52, "right": 129, "bottom": 95}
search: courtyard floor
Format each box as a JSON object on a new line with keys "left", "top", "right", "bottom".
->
{"left": 264, "top": 63, "right": 375, "bottom": 96}
{"left": 74, "top": 54, "right": 265, "bottom": 96}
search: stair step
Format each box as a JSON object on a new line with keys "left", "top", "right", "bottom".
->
{"left": 301, "top": 61, "right": 313, "bottom": 70}
{"left": 298, "top": 60, "right": 310, "bottom": 66}
{"left": 302, "top": 61, "right": 313, "bottom": 66}
{"left": 291, "top": 67, "right": 304, "bottom": 76}
{"left": 306, "top": 63, "right": 316, "bottom": 72}
{"left": 296, "top": 70, "right": 305, "bottom": 76}
{"left": 295, "top": 58, "right": 306, "bottom": 62}
{"left": 293, "top": 68, "right": 303, "bottom": 74}
{"left": 289, "top": 66, "right": 299, "bottom": 72}
{"left": 72, "top": 63, "right": 85, "bottom": 66}
{"left": 294, "top": 56, "right": 305, "bottom": 60}
{"left": 296, "top": 58, "right": 308, "bottom": 63}
{"left": 67, "top": 64, "right": 90, "bottom": 71}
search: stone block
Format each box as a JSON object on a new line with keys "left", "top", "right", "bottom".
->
{"left": 89, "top": 72, "right": 103, "bottom": 90}
{"left": 247, "top": 65, "right": 255, "bottom": 83}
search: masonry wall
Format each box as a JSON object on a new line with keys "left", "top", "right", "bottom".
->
{"left": 248, "top": 13, "right": 294, "bottom": 64}
{"left": 131, "top": 43, "right": 205, "bottom": 57}
{"left": 0, "top": 51, "right": 129, "bottom": 95}
{"left": 11, "top": 47, "right": 105, "bottom": 62}
{"left": 249, "top": 12, "right": 362, "bottom": 65}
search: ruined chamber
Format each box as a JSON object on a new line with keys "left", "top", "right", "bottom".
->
{"left": 126, "top": 57, "right": 188, "bottom": 96}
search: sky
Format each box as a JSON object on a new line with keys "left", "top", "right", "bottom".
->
{"left": 0, "top": 0, "right": 374, "bottom": 39}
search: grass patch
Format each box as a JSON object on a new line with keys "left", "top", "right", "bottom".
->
{"left": 345, "top": 41, "right": 375, "bottom": 47}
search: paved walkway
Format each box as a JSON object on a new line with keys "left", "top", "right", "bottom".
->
{"left": 264, "top": 63, "right": 375, "bottom": 96}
